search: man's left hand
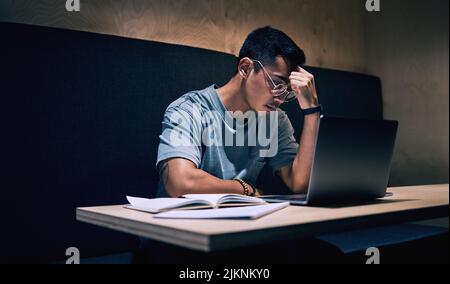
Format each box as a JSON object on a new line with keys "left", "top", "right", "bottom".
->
{"left": 289, "top": 66, "right": 319, "bottom": 110}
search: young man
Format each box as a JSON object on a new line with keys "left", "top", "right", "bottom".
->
{"left": 156, "top": 26, "right": 322, "bottom": 197}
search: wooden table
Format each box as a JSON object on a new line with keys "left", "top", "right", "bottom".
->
{"left": 76, "top": 184, "right": 449, "bottom": 252}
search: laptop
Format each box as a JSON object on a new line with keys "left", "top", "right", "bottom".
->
{"left": 261, "top": 115, "right": 398, "bottom": 206}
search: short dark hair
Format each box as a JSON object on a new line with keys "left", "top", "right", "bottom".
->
{"left": 237, "top": 26, "right": 306, "bottom": 74}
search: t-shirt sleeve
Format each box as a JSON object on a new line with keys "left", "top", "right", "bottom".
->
{"left": 156, "top": 102, "right": 203, "bottom": 169}
{"left": 267, "top": 111, "right": 299, "bottom": 174}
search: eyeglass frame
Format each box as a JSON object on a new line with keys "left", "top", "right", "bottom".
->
{"left": 251, "top": 59, "right": 298, "bottom": 103}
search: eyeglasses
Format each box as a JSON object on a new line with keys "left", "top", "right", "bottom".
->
{"left": 252, "top": 59, "right": 297, "bottom": 103}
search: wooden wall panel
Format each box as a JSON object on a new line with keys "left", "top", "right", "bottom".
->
{"left": 366, "top": 0, "right": 449, "bottom": 186}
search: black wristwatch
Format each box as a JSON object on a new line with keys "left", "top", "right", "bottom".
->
{"left": 301, "top": 105, "right": 323, "bottom": 116}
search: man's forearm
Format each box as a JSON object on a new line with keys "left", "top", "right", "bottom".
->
{"left": 290, "top": 113, "right": 321, "bottom": 193}
{"left": 160, "top": 159, "right": 244, "bottom": 197}
{"left": 181, "top": 169, "right": 245, "bottom": 196}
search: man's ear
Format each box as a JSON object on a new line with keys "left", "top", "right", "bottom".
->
{"left": 240, "top": 67, "right": 248, "bottom": 78}
{"left": 238, "top": 58, "right": 252, "bottom": 78}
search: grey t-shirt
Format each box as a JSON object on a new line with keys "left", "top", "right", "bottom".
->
{"left": 156, "top": 84, "right": 298, "bottom": 197}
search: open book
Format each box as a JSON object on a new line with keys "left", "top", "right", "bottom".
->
{"left": 125, "top": 194, "right": 268, "bottom": 214}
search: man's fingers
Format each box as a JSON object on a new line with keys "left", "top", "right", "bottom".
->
{"left": 289, "top": 71, "right": 313, "bottom": 79}
{"left": 290, "top": 71, "right": 313, "bottom": 80}
{"left": 290, "top": 78, "right": 309, "bottom": 84}
{"left": 289, "top": 76, "right": 313, "bottom": 85}
{"left": 297, "top": 66, "right": 314, "bottom": 77}
{"left": 298, "top": 66, "right": 311, "bottom": 75}
{"left": 289, "top": 75, "right": 308, "bottom": 82}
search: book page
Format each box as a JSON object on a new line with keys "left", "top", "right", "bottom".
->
{"left": 182, "top": 194, "right": 266, "bottom": 208}
{"left": 182, "top": 194, "right": 231, "bottom": 208}
{"left": 126, "top": 196, "right": 210, "bottom": 213}
{"left": 218, "top": 195, "right": 267, "bottom": 204}
{"left": 154, "top": 202, "right": 289, "bottom": 220}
